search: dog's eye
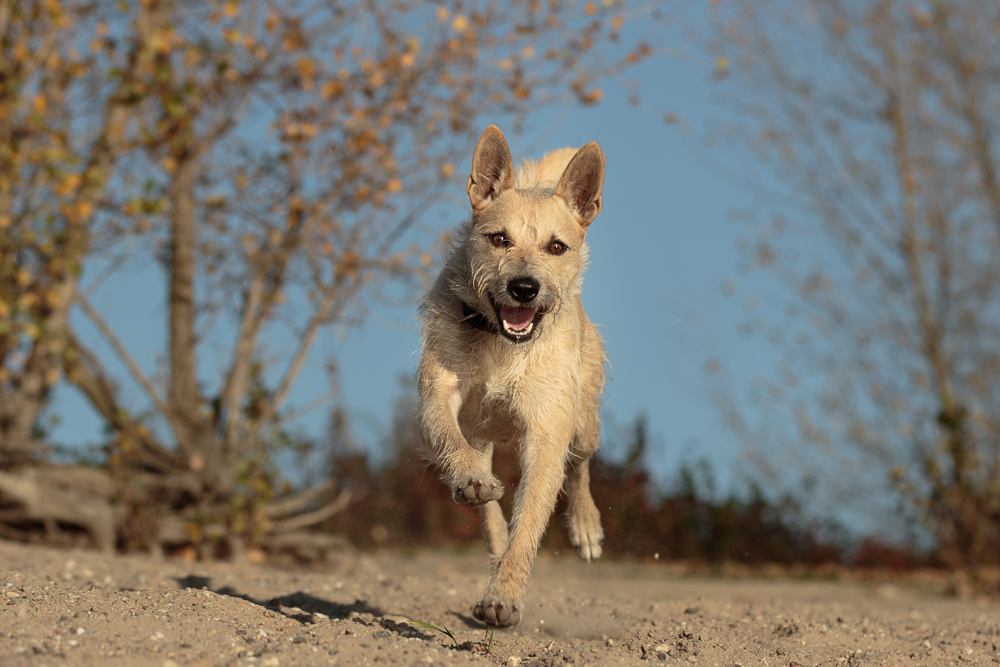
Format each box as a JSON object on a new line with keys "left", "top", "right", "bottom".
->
{"left": 490, "top": 233, "right": 509, "bottom": 248}
{"left": 548, "top": 240, "right": 567, "bottom": 255}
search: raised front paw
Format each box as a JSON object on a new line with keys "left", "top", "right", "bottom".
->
{"left": 473, "top": 595, "right": 520, "bottom": 628}
{"left": 453, "top": 475, "right": 504, "bottom": 506}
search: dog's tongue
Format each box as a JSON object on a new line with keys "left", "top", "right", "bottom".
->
{"left": 500, "top": 306, "right": 536, "bottom": 330}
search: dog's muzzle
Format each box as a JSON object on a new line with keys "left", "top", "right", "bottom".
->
{"left": 493, "top": 276, "right": 547, "bottom": 343}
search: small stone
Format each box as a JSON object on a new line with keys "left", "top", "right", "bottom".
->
{"left": 657, "top": 653, "right": 667, "bottom": 661}
{"left": 507, "top": 658, "right": 522, "bottom": 666}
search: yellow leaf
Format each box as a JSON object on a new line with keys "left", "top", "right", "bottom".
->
{"left": 296, "top": 57, "right": 315, "bottom": 78}
{"left": 436, "top": 6, "right": 449, "bottom": 21}
{"left": 322, "top": 81, "right": 343, "bottom": 98}
{"left": 611, "top": 15, "right": 624, "bottom": 31}
{"left": 451, "top": 15, "right": 468, "bottom": 32}
{"left": 224, "top": 2, "right": 238, "bottom": 18}
{"left": 400, "top": 52, "right": 416, "bottom": 68}
{"left": 56, "top": 173, "right": 81, "bottom": 197}
{"left": 584, "top": 2, "right": 597, "bottom": 16}
{"left": 15, "top": 269, "right": 31, "bottom": 287}
{"left": 0, "top": 215, "right": 10, "bottom": 229}
{"left": 716, "top": 56, "right": 729, "bottom": 71}
{"left": 33, "top": 95, "right": 47, "bottom": 113}
{"left": 77, "top": 201, "right": 94, "bottom": 221}
{"left": 441, "top": 163, "right": 455, "bottom": 177}
{"left": 266, "top": 11, "right": 278, "bottom": 31}
{"left": 387, "top": 178, "right": 402, "bottom": 193}
{"left": 499, "top": 59, "right": 513, "bottom": 72}
{"left": 522, "top": 45, "right": 535, "bottom": 59}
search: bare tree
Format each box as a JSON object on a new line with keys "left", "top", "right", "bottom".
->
{"left": 0, "top": 0, "right": 661, "bottom": 555}
{"left": 709, "top": 0, "right": 1000, "bottom": 572}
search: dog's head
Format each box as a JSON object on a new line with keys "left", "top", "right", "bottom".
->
{"left": 461, "top": 125, "right": 604, "bottom": 344}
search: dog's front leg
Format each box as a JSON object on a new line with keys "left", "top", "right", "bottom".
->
{"left": 417, "top": 361, "right": 504, "bottom": 506}
{"left": 473, "top": 411, "right": 572, "bottom": 628}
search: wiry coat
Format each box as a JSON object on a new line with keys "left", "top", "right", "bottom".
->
{"left": 417, "top": 126, "right": 607, "bottom": 628}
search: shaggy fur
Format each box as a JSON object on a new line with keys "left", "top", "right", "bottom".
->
{"left": 417, "top": 125, "right": 608, "bottom": 628}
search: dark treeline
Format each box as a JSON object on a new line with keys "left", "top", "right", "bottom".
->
{"left": 318, "top": 383, "right": 933, "bottom": 571}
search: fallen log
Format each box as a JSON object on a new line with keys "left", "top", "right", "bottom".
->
{"left": 0, "top": 466, "right": 116, "bottom": 553}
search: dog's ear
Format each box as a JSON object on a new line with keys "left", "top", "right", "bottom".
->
{"left": 555, "top": 142, "right": 604, "bottom": 227}
{"left": 467, "top": 125, "right": 514, "bottom": 211}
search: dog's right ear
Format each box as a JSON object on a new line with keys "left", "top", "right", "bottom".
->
{"left": 467, "top": 125, "right": 514, "bottom": 211}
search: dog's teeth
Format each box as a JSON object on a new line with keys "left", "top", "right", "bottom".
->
{"left": 503, "top": 321, "right": 533, "bottom": 335}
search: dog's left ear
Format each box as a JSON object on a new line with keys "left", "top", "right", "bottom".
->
{"left": 555, "top": 142, "right": 604, "bottom": 227}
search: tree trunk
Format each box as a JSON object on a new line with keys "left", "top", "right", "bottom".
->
{"left": 168, "top": 153, "right": 208, "bottom": 476}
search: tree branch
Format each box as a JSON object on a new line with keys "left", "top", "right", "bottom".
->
{"left": 74, "top": 294, "right": 182, "bottom": 439}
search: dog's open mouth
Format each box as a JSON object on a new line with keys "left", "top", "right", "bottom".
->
{"left": 493, "top": 302, "right": 546, "bottom": 343}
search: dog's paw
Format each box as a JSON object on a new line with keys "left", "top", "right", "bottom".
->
{"left": 453, "top": 475, "right": 504, "bottom": 506}
{"left": 567, "top": 502, "right": 604, "bottom": 562}
{"left": 473, "top": 596, "right": 520, "bottom": 628}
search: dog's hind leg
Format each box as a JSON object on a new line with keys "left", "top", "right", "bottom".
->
{"left": 565, "top": 420, "right": 603, "bottom": 562}
{"left": 480, "top": 501, "right": 509, "bottom": 557}
{"left": 471, "top": 439, "right": 509, "bottom": 556}
{"left": 564, "top": 323, "right": 606, "bottom": 562}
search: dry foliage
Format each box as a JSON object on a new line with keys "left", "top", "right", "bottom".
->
{"left": 709, "top": 0, "right": 1000, "bottom": 573}
{"left": 323, "top": 384, "right": 853, "bottom": 567}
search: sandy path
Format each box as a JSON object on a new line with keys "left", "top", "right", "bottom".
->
{"left": 1, "top": 539, "right": 997, "bottom": 666}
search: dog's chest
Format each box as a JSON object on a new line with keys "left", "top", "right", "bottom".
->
{"left": 457, "top": 350, "right": 531, "bottom": 441}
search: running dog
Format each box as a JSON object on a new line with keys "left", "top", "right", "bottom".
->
{"left": 417, "top": 125, "right": 607, "bottom": 627}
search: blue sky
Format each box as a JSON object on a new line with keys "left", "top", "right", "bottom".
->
{"left": 48, "top": 8, "right": 786, "bottom": 503}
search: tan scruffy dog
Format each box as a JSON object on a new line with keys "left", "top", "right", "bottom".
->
{"left": 417, "top": 125, "right": 607, "bottom": 628}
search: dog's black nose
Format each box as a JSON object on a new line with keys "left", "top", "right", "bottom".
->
{"left": 507, "top": 276, "right": 540, "bottom": 303}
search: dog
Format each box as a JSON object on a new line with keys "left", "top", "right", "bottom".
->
{"left": 417, "top": 125, "right": 607, "bottom": 628}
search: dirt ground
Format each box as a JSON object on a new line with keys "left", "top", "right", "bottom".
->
{"left": 1, "top": 539, "right": 999, "bottom": 667}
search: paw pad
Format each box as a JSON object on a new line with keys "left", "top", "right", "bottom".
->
{"left": 473, "top": 597, "right": 520, "bottom": 627}
{"left": 453, "top": 477, "right": 503, "bottom": 506}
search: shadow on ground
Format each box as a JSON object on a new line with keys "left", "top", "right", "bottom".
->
{"left": 170, "top": 574, "right": 433, "bottom": 640}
